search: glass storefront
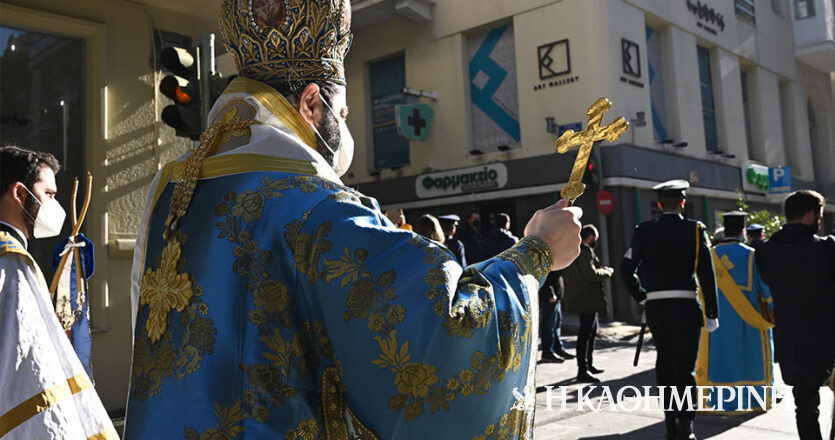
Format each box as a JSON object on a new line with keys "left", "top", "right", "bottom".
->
{"left": 1, "top": 24, "right": 85, "bottom": 280}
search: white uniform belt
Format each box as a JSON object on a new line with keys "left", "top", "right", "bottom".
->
{"left": 645, "top": 290, "right": 697, "bottom": 301}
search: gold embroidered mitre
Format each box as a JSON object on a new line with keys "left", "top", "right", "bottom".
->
{"left": 220, "top": 0, "right": 353, "bottom": 85}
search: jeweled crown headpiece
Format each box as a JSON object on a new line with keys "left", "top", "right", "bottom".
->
{"left": 220, "top": 0, "right": 353, "bottom": 85}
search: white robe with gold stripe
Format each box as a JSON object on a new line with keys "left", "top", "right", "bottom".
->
{"left": 0, "top": 232, "right": 117, "bottom": 439}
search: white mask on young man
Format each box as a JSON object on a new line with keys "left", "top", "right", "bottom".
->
{"left": 20, "top": 185, "right": 66, "bottom": 238}
{"left": 308, "top": 95, "right": 354, "bottom": 177}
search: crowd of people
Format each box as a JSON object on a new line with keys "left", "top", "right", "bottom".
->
{"left": 391, "top": 210, "right": 523, "bottom": 266}
{"left": 387, "top": 182, "right": 835, "bottom": 440}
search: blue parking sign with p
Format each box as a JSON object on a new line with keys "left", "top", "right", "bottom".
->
{"left": 769, "top": 166, "right": 791, "bottom": 194}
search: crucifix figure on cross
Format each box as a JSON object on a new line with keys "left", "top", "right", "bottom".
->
{"left": 556, "top": 97, "right": 629, "bottom": 205}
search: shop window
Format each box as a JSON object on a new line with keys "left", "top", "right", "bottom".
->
{"left": 794, "top": 0, "right": 816, "bottom": 18}
{"left": 0, "top": 25, "right": 85, "bottom": 280}
{"left": 467, "top": 23, "right": 520, "bottom": 154}
{"left": 369, "top": 54, "right": 410, "bottom": 171}
{"left": 646, "top": 26, "right": 669, "bottom": 143}
{"left": 741, "top": 70, "right": 755, "bottom": 160}
{"left": 697, "top": 46, "right": 719, "bottom": 153}
{"left": 736, "top": 0, "right": 757, "bottom": 22}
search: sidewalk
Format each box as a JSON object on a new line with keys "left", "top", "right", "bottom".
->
{"left": 534, "top": 320, "right": 834, "bottom": 439}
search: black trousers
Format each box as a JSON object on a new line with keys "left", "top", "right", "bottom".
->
{"left": 645, "top": 299, "right": 702, "bottom": 420}
{"left": 576, "top": 312, "right": 597, "bottom": 372}
{"left": 780, "top": 355, "right": 830, "bottom": 440}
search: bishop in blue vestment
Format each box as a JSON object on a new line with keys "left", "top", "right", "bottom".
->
{"left": 123, "top": 1, "right": 581, "bottom": 438}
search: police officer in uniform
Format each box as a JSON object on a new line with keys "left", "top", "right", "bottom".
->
{"left": 745, "top": 223, "right": 765, "bottom": 251}
{"left": 621, "top": 180, "right": 719, "bottom": 440}
{"left": 438, "top": 214, "right": 467, "bottom": 266}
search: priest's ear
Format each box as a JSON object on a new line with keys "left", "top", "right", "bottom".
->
{"left": 4, "top": 182, "right": 28, "bottom": 206}
{"left": 298, "top": 83, "right": 324, "bottom": 127}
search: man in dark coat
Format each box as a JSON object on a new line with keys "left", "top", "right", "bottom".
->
{"left": 485, "top": 213, "right": 519, "bottom": 257}
{"left": 621, "top": 180, "right": 719, "bottom": 440}
{"left": 455, "top": 211, "right": 486, "bottom": 263}
{"left": 756, "top": 190, "right": 835, "bottom": 440}
{"left": 438, "top": 214, "right": 466, "bottom": 266}
{"left": 564, "top": 224, "right": 612, "bottom": 382}
{"left": 539, "top": 269, "right": 574, "bottom": 363}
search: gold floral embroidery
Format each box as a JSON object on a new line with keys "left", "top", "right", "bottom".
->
{"left": 139, "top": 239, "right": 195, "bottom": 343}
{"left": 496, "top": 236, "right": 553, "bottom": 281}
{"left": 131, "top": 281, "right": 216, "bottom": 401}
{"left": 286, "top": 418, "right": 319, "bottom": 440}
{"left": 291, "top": 222, "right": 334, "bottom": 282}
{"left": 254, "top": 280, "right": 290, "bottom": 312}
{"left": 472, "top": 405, "right": 529, "bottom": 440}
{"left": 185, "top": 175, "right": 369, "bottom": 439}
{"left": 183, "top": 400, "right": 246, "bottom": 440}
{"left": 395, "top": 363, "right": 440, "bottom": 398}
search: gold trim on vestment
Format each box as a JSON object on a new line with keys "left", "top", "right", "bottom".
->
{"left": 694, "top": 248, "right": 774, "bottom": 413}
{"left": 151, "top": 154, "right": 319, "bottom": 215}
{"left": 713, "top": 242, "right": 754, "bottom": 291}
{"left": 87, "top": 428, "right": 120, "bottom": 440}
{"left": 222, "top": 77, "right": 317, "bottom": 150}
{"left": 0, "top": 232, "right": 51, "bottom": 300}
{"left": 0, "top": 374, "right": 92, "bottom": 437}
{"left": 710, "top": 250, "right": 773, "bottom": 331}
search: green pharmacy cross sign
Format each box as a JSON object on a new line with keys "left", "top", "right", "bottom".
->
{"left": 396, "top": 103, "right": 434, "bottom": 141}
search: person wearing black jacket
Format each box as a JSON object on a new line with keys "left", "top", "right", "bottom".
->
{"left": 485, "top": 213, "right": 519, "bottom": 257}
{"left": 538, "top": 269, "right": 574, "bottom": 363}
{"left": 621, "top": 180, "right": 719, "bottom": 440}
{"left": 756, "top": 190, "right": 835, "bottom": 440}
{"left": 455, "top": 211, "right": 486, "bottom": 263}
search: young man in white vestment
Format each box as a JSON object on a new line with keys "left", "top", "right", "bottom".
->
{"left": 0, "top": 145, "right": 117, "bottom": 440}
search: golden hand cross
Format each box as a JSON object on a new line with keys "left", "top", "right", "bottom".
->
{"left": 555, "top": 98, "right": 628, "bottom": 205}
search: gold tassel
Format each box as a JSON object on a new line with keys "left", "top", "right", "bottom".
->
{"left": 163, "top": 118, "right": 260, "bottom": 240}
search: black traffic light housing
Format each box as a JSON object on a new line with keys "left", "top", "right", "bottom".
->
{"left": 583, "top": 156, "right": 600, "bottom": 191}
{"left": 159, "top": 46, "right": 202, "bottom": 140}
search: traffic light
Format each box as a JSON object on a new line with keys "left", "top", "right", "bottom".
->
{"left": 583, "top": 157, "right": 600, "bottom": 191}
{"left": 159, "top": 46, "right": 202, "bottom": 140}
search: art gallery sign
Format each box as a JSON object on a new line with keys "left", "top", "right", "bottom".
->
{"left": 416, "top": 164, "right": 508, "bottom": 198}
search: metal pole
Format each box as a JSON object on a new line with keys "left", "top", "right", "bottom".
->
{"left": 594, "top": 147, "right": 614, "bottom": 321}
{"left": 199, "top": 34, "right": 216, "bottom": 131}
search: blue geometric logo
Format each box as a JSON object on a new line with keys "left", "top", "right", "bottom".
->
{"left": 469, "top": 26, "right": 521, "bottom": 142}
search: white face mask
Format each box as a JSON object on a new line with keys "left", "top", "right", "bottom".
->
{"left": 310, "top": 95, "right": 354, "bottom": 177}
{"left": 20, "top": 185, "right": 66, "bottom": 238}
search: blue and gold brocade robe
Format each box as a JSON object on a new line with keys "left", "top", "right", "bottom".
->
{"left": 125, "top": 78, "right": 553, "bottom": 439}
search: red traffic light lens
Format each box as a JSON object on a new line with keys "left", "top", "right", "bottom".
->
{"left": 587, "top": 162, "right": 595, "bottom": 172}
{"left": 175, "top": 87, "right": 192, "bottom": 104}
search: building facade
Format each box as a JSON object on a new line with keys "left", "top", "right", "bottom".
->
{"left": 0, "top": 0, "right": 832, "bottom": 413}
{"left": 343, "top": 0, "right": 835, "bottom": 323}
{"left": 0, "top": 0, "right": 214, "bottom": 411}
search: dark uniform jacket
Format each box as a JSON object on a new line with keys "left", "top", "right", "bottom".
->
{"left": 755, "top": 223, "right": 835, "bottom": 386}
{"left": 455, "top": 223, "right": 486, "bottom": 264}
{"left": 444, "top": 235, "right": 467, "bottom": 267}
{"left": 620, "top": 213, "right": 719, "bottom": 319}
{"left": 563, "top": 244, "right": 609, "bottom": 314}
{"left": 485, "top": 228, "right": 519, "bottom": 258}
